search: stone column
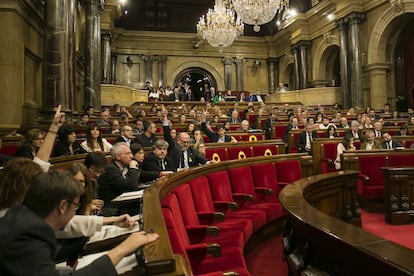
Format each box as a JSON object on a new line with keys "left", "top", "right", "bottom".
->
{"left": 101, "top": 30, "right": 112, "bottom": 84}
{"left": 336, "top": 18, "right": 351, "bottom": 109}
{"left": 84, "top": 0, "right": 104, "bottom": 109}
{"left": 267, "top": 58, "right": 279, "bottom": 93}
{"left": 347, "top": 12, "right": 366, "bottom": 109}
{"left": 158, "top": 55, "right": 167, "bottom": 87}
{"left": 299, "top": 41, "right": 311, "bottom": 89}
{"left": 44, "top": 0, "right": 77, "bottom": 111}
{"left": 142, "top": 55, "right": 155, "bottom": 83}
{"left": 234, "top": 57, "right": 245, "bottom": 92}
{"left": 111, "top": 54, "right": 117, "bottom": 84}
{"left": 223, "top": 57, "right": 234, "bottom": 91}
{"left": 366, "top": 64, "right": 390, "bottom": 109}
{"left": 292, "top": 45, "right": 301, "bottom": 90}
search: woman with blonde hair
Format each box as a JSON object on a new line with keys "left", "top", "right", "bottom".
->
{"left": 14, "top": 129, "right": 45, "bottom": 159}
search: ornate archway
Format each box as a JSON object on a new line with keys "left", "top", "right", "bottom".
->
{"left": 174, "top": 67, "right": 218, "bottom": 101}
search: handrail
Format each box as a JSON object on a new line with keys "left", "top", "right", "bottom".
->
{"left": 279, "top": 170, "right": 414, "bottom": 274}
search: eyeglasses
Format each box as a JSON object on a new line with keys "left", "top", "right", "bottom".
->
{"left": 67, "top": 200, "right": 81, "bottom": 211}
{"left": 35, "top": 137, "right": 44, "bottom": 141}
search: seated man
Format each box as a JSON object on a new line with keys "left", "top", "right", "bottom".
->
{"left": 361, "top": 130, "right": 381, "bottom": 150}
{"left": 381, "top": 132, "right": 403, "bottom": 149}
{"left": 115, "top": 125, "right": 135, "bottom": 146}
{"left": 98, "top": 142, "right": 141, "bottom": 214}
{"left": 237, "top": 120, "right": 251, "bottom": 132}
{"left": 142, "top": 140, "right": 176, "bottom": 173}
{"left": 0, "top": 170, "right": 158, "bottom": 275}
{"left": 297, "top": 123, "right": 317, "bottom": 155}
{"left": 135, "top": 121, "right": 158, "bottom": 147}
{"left": 201, "top": 111, "right": 237, "bottom": 143}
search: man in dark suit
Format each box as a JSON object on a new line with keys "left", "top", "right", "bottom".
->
{"left": 202, "top": 121, "right": 236, "bottom": 143}
{"left": 344, "top": 120, "right": 365, "bottom": 142}
{"left": 98, "top": 142, "right": 141, "bottom": 214}
{"left": 115, "top": 125, "right": 135, "bottom": 146}
{"left": 381, "top": 132, "right": 403, "bottom": 149}
{"left": 227, "top": 110, "right": 241, "bottom": 124}
{"left": 263, "top": 112, "right": 277, "bottom": 140}
{"left": 162, "top": 117, "right": 210, "bottom": 170}
{"left": 297, "top": 123, "right": 318, "bottom": 155}
{"left": 142, "top": 140, "right": 176, "bottom": 173}
{"left": 283, "top": 117, "right": 299, "bottom": 143}
{"left": 135, "top": 120, "right": 158, "bottom": 147}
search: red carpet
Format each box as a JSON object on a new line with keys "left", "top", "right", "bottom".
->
{"left": 361, "top": 210, "right": 414, "bottom": 250}
{"left": 245, "top": 235, "right": 288, "bottom": 276}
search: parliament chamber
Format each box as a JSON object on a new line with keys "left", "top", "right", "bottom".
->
{"left": 2, "top": 0, "right": 414, "bottom": 275}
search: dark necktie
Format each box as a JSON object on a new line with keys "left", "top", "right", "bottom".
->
{"left": 180, "top": 151, "right": 185, "bottom": 168}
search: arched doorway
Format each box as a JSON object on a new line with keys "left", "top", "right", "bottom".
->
{"left": 394, "top": 17, "right": 414, "bottom": 109}
{"left": 324, "top": 45, "right": 341, "bottom": 87}
{"left": 174, "top": 68, "right": 218, "bottom": 101}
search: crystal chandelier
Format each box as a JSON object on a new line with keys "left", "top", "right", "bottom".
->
{"left": 232, "top": 0, "right": 286, "bottom": 32}
{"left": 197, "top": 0, "right": 244, "bottom": 52}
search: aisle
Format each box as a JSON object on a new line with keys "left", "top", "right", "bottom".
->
{"left": 245, "top": 235, "right": 288, "bottom": 276}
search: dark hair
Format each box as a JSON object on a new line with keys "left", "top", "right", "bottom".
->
{"left": 143, "top": 120, "right": 153, "bottom": 132}
{"left": 57, "top": 124, "right": 74, "bottom": 143}
{"left": 216, "top": 124, "right": 224, "bottom": 131}
{"left": 342, "top": 135, "right": 354, "bottom": 150}
{"left": 67, "top": 162, "right": 92, "bottom": 215}
{"left": 325, "top": 125, "right": 337, "bottom": 138}
{"left": 130, "top": 143, "right": 144, "bottom": 155}
{"left": 86, "top": 123, "right": 104, "bottom": 151}
{"left": 0, "top": 158, "right": 42, "bottom": 209}
{"left": 23, "top": 170, "right": 84, "bottom": 218}
{"left": 84, "top": 152, "right": 107, "bottom": 169}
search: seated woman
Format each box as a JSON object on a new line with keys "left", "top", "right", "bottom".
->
{"left": 334, "top": 135, "right": 356, "bottom": 170}
{"left": 80, "top": 123, "right": 113, "bottom": 152}
{"left": 54, "top": 125, "right": 86, "bottom": 157}
{"left": 14, "top": 128, "right": 45, "bottom": 159}
{"left": 325, "top": 125, "right": 338, "bottom": 139}
{"left": 130, "top": 143, "right": 166, "bottom": 184}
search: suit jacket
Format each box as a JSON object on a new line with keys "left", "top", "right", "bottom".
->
{"left": 53, "top": 140, "right": 86, "bottom": 157}
{"left": 263, "top": 117, "right": 277, "bottom": 139}
{"left": 98, "top": 161, "right": 140, "bottom": 204}
{"left": 163, "top": 125, "right": 208, "bottom": 169}
{"left": 380, "top": 139, "right": 403, "bottom": 149}
{"left": 297, "top": 131, "right": 318, "bottom": 153}
{"left": 201, "top": 122, "right": 232, "bottom": 143}
{"left": 360, "top": 140, "right": 382, "bottom": 150}
{"left": 142, "top": 152, "right": 176, "bottom": 173}
{"left": 227, "top": 118, "right": 241, "bottom": 124}
{"left": 283, "top": 123, "right": 299, "bottom": 143}
{"left": 135, "top": 133, "right": 158, "bottom": 147}
{"left": 344, "top": 129, "right": 365, "bottom": 142}
{"left": 115, "top": 135, "right": 134, "bottom": 145}
{"left": 0, "top": 204, "right": 115, "bottom": 276}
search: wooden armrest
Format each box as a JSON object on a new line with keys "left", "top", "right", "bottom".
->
{"left": 254, "top": 187, "right": 274, "bottom": 195}
{"left": 213, "top": 201, "right": 238, "bottom": 211}
{"left": 206, "top": 243, "right": 221, "bottom": 257}
{"left": 233, "top": 193, "right": 255, "bottom": 202}
{"left": 359, "top": 174, "right": 369, "bottom": 182}
{"left": 321, "top": 158, "right": 335, "bottom": 167}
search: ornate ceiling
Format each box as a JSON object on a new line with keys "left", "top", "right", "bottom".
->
{"left": 115, "top": 0, "right": 314, "bottom": 37}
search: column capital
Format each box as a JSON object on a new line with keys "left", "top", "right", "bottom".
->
{"left": 158, "top": 55, "right": 167, "bottom": 63}
{"left": 267, "top": 57, "right": 279, "bottom": 64}
{"left": 298, "top": 40, "right": 312, "bottom": 49}
{"left": 346, "top": 12, "right": 366, "bottom": 25}
{"left": 101, "top": 30, "right": 112, "bottom": 41}
{"left": 234, "top": 56, "right": 245, "bottom": 64}
{"left": 335, "top": 17, "right": 349, "bottom": 31}
{"left": 142, "top": 55, "right": 156, "bottom": 63}
{"left": 222, "top": 57, "right": 234, "bottom": 65}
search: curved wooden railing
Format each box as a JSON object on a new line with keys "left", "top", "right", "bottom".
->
{"left": 141, "top": 153, "right": 313, "bottom": 275}
{"left": 279, "top": 171, "right": 414, "bottom": 275}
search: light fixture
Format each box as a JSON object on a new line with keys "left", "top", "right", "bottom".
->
{"left": 232, "top": 0, "right": 291, "bottom": 32}
{"left": 197, "top": 0, "right": 244, "bottom": 52}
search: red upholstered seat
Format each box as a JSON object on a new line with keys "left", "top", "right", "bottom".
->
{"left": 205, "top": 148, "right": 227, "bottom": 162}
{"left": 188, "top": 176, "right": 254, "bottom": 242}
{"left": 250, "top": 163, "right": 281, "bottom": 203}
{"left": 206, "top": 171, "right": 267, "bottom": 230}
{"left": 172, "top": 184, "right": 245, "bottom": 248}
{"left": 163, "top": 209, "right": 250, "bottom": 276}
{"left": 275, "top": 125, "right": 287, "bottom": 139}
{"left": 320, "top": 143, "right": 338, "bottom": 173}
{"left": 252, "top": 145, "right": 278, "bottom": 157}
{"left": 289, "top": 132, "right": 300, "bottom": 153}
{"left": 226, "top": 146, "right": 252, "bottom": 160}
{"left": 358, "top": 156, "right": 387, "bottom": 199}
{"left": 274, "top": 160, "right": 302, "bottom": 189}
{"left": 227, "top": 166, "right": 283, "bottom": 222}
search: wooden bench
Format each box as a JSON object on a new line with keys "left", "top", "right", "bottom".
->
{"left": 279, "top": 170, "right": 414, "bottom": 275}
{"left": 142, "top": 154, "right": 313, "bottom": 275}
{"left": 341, "top": 149, "right": 414, "bottom": 212}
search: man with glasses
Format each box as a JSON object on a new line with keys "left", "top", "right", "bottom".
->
{"left": 0, "top": 170, "right": 158, "bottom": 275}
{"left": 162, "top": 113, "right": 211, "bottom": 170}
{"left": 98, "top": 143, "right": 141, "bottom": 215}
{"left": 115, "top": 125, "right": 135, "bottom": 146}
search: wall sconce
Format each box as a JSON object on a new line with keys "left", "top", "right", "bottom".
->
{"left": 253, "top": 60, "right": 261, "bottom": 66}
